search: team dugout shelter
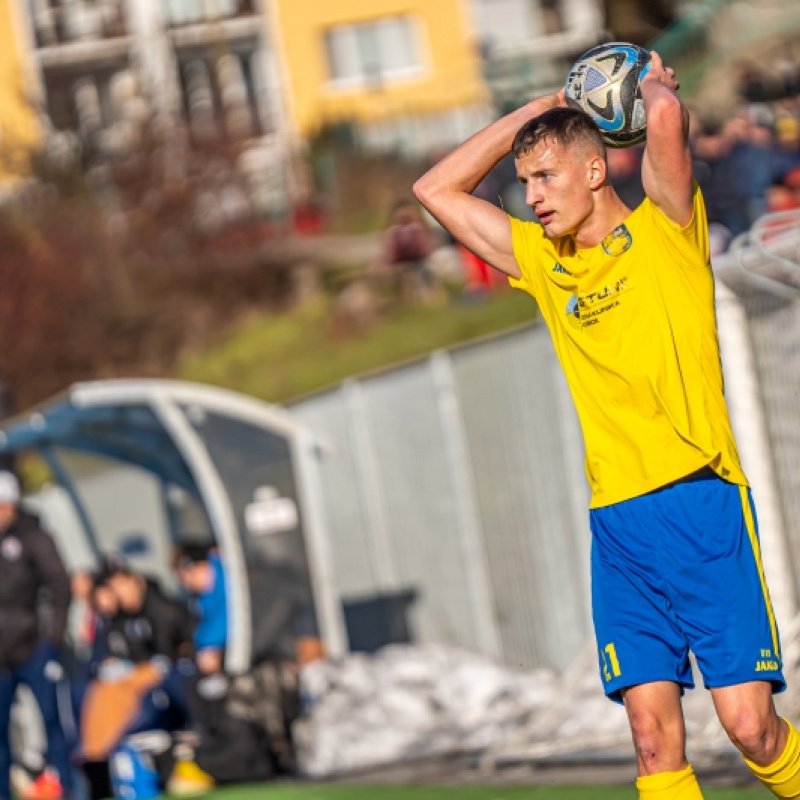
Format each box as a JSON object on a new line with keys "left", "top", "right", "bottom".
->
{"left": 0, "top": 379, "right": 348, "bottom": 673}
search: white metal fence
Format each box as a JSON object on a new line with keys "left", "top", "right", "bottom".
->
{"left": 291, "top": 323, "right": 592, "bottom": 674}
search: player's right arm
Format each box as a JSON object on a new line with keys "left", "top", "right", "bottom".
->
{"left": 640, "top": 51, "right": 693, "bottom": 226}
{"left": 413, "top": 92, "right": 565, "bottom": 280}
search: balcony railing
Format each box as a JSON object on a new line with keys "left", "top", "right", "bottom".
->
{"left": 33, "top": 0, "right": 127, "bottom": 48}
{"left": 164, "top": 0, "right": 256, "bottom": 28}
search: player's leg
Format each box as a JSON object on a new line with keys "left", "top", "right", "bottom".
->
{"left": 712, "top": 681, "right": 800, "bottom": 797}
{"left": 711, "top": 681, "right": 786, "bottom": 765}
{"left": 662, "top": 478, "right": 792, "bottom": 794}
{"left": 590, "top": 497, "right": 704, "bottom": 798}
{"left": 623, "top": 681, "right": 687, "bottom": 774}
{"left": 622, "top": 681, "right": 703, "bottom": 797}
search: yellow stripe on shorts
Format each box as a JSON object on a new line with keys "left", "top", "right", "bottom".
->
{"left": 739, "top": 485, "right": 781, "bottom": 660}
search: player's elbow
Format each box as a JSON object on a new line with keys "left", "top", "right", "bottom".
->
{"left": 414, "top": 165, "right": 459, "bottom": 214}
{"left": 413, "top": 174, "right": 437, "bottom": 211}
{"left": 646, "top": 92, "right": 686, "bottom": 131}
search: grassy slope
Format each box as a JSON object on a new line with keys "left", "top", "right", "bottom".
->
{"left": 178, "top": 291, "right": 538, "bottom": 403}
{"left": 206, "top": 785, "right": 768, "bottom": 800}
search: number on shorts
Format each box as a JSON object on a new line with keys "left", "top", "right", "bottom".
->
{"left": 602, "top": 643, "right": 621, "bottom": 681}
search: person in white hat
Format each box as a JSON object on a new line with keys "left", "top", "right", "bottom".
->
{"left": 0, "top": 471, "right": 73, "bottom": 800}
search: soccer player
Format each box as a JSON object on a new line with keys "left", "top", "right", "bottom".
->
{"left": 413, "top": 52, "right": 799, "bottom": 799}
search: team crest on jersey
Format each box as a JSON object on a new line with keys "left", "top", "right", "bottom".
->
{"left": 602, "top": 223, "right": 633, "bottom": 256}
{"left": 1, "top": 536, "right": 21, "bottom": 561}
{"left": 565, "top": 294, "right": 582, "bottom": 329}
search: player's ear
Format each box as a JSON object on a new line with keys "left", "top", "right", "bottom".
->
{"left": 588, "top": 154, "right": 607, "bottom": 190}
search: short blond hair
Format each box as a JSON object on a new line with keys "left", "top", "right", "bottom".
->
{"left": 512, "top": 107, "right": 606, "bottom": 160}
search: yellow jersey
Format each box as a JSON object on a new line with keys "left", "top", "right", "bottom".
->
{"left": 508, "top": 184, "right": 747, "bottom": 508}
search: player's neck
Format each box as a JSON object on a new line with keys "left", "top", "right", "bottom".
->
{"left": 571, "top": 188, "right": 631, "bottom": 250}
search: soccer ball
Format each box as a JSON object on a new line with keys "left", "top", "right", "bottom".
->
{"left": 564, "top": 42, "right": 652, "bottom": 148}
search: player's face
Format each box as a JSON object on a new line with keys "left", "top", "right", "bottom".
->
{"left": 515, "top": 139, "right": 596, "bottom": 237}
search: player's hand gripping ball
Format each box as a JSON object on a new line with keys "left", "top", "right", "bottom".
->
{"left": 565, "top": 42, "right": 652, "bottom": 148}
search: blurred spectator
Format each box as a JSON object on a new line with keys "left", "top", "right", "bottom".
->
{"left": 691, "top": 114, "right": 772, "bottom": 241}
{"left": 709, "top": 116, "right": 758, "bottom": 236}
{"left": 383, "top": 200, "right": 437, "bottom": 303}
{"left": 174, "top": 545, "right": 227, "bottom": 675}
{"left": 67, "top": 572, "right": 96, "bottom": 666}
{"left": 458, "top": 246, "right": 508, "bottom": 295}
{"left": 61, "top": 571, "right": 97, "bottom": 773}
{"left": 90, "top": 581, "right": 118, "bottom": 623}
{"left": 767, "top": 184, "right": 800, "bottom": 212}
{"left": 772, "top": 114, "right": 800, "bottom": 184}
{"left": 101, "top": 564, "right": 192, "bottom": 665}
{"left": 744, "top": 118, "right": 773, "bottom": 222}
{"left": 171, "top": 544, "right": 273, "bottom": 788}
{"left": 775, "top": 57, "right": 800, "bottom": 99}
{"left": 687, "top": 67, "right": 800, "bottom": 253}
{"left": 292, "top": 196, "right": 325, "bottom": 236}
{"left": 0, "top": 471, "right": 73, "bottom": 800}
{"left": 79, "top": 560, "right": 193, "bottom": 799}
{"left": 737, "top": 63, "right": 772, "bottom": 104}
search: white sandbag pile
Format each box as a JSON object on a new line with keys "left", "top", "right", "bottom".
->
{"left": 294, "top": 642, "right": 751, "bottom": 777}
{"left": 294, "top": 644, "right": 558, "bottom": 777}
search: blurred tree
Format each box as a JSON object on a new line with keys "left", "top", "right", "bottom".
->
{"left": 0, "top": 116, "right": 300, "bottom": 409}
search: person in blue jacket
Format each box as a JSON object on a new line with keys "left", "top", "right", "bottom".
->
{"left": 173, "top": 545, "right": 227, "bottom": 675}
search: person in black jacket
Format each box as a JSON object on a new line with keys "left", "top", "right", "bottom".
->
{"left": 101, "top": 570, "right": 192, "bottom": 666}
{"left": 96, "top": 560, "right": 194, "bottom": 732}
{"left": 78, "top": 561, "right": 195, "bottom": 800}
{"left": 0, "top": 471, "right": 73, "bottom": 800}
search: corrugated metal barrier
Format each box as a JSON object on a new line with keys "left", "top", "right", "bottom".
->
{"left": 290, "top": 324, "right": 593, "bottom": 674}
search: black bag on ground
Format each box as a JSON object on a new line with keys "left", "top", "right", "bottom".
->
{"left": 227, "top": 661, "right": 301, "bottom": 776}
{"left": 187, "top": 673, "right": 274, "bottom": 784}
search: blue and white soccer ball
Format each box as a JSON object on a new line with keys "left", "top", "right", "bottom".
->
{"left": 565, "top": 42, "right": 652, "bottom": 148}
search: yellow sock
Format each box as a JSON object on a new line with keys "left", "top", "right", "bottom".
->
{"left": 636, "top": 764, "right": 704, "bottom": 799}
{"left": 745, "top": 718, "right": 800, "bottom": 798}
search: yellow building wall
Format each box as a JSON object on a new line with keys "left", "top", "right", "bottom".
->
{"left": 271, "top": 0, "right": 488, "bottom": 137}
{"left": 0, "top": 0, "right": 41, "bottom": 181}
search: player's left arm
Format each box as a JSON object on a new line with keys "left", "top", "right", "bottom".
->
{"left": 640, "top": 51, "right": 693, "bottom": 226}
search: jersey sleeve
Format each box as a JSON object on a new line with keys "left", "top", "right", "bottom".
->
{"left": 195, "top": 561, "right": 228, "bottom": 652}
{"left": 645, "top": 181, "right": 710, "bottom": 266}
{"left": 507, "top": 215, "right": 545, "bottom": 297}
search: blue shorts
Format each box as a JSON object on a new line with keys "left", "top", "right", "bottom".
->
{"left": 590, "top": 469, "right": 785, "bottom": 704}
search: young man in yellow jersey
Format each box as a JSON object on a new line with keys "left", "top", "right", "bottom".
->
{"left": 414, "top": 52, "right": 800, "bottom": 799}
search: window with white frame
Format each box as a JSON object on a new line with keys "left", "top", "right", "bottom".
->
{"left": 325, "top": 16, "right": 420, "bottom": 87}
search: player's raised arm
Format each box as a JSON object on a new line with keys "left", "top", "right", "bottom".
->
{"left": 640, "top": 51, "right": 693, "bottom": 226}
{"left": 413, "top": 91, "right": 565, "bottom": 279}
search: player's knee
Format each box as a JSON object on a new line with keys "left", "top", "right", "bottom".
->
{"left": 628, "top": 708, "right": 682, "bottom": 770}
{"left": 724, "top": 710, "right": 779, "bottom": 762}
